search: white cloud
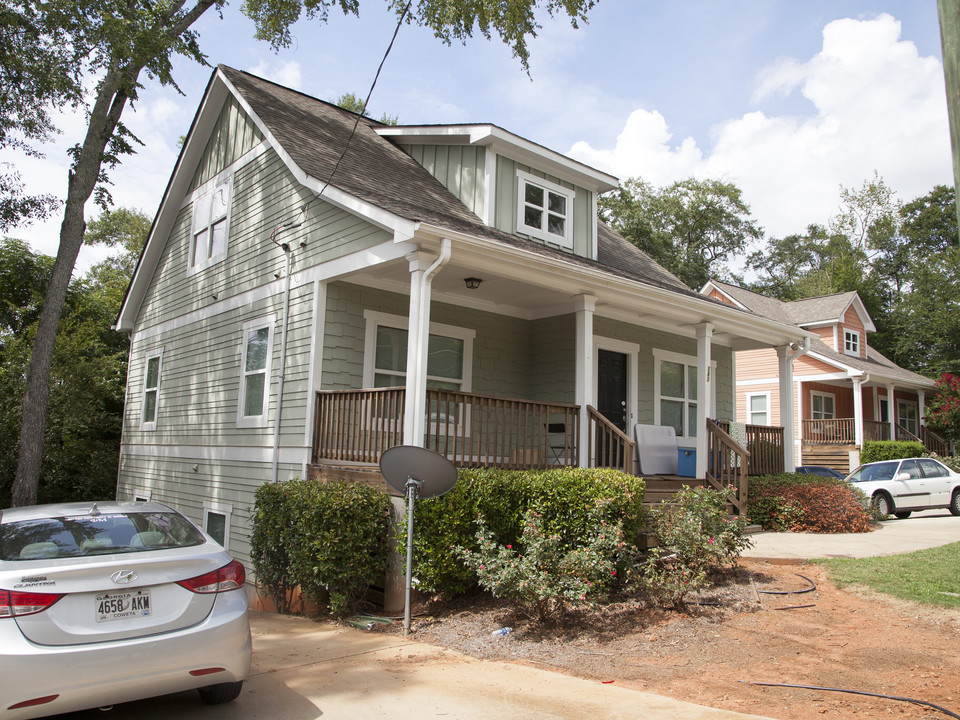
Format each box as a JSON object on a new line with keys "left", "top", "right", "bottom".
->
{"left": 569, "top": 13, "right": 953, "bottom": 241}
{"left": 250, "top": 59, "right": 303, "bottom": 90}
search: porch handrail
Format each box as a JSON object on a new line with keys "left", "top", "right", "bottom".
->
{"left": 895, "top": 424, "right": 922, "bottom": 443}
{"left": 587, "top": 406, "right": 636, "bottom": 474}
{"left": 803, "top": 418, "right": 855, "bottom": 445}
{"left": 863, "top": 420, "right": 890, "bottom": 442}
{"left": 921, "top": 426, "right": 950, "bottom": 457}
{"left": 706, "top": 419, "right": 749, "bottom": 515}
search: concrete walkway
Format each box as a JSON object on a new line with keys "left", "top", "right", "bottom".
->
{"left": 743, "top": 508, "right": 960, "bottom": 560}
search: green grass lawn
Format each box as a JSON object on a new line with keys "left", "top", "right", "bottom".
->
{"left": 816, "top": 541, "right": 960, "bottom": 609}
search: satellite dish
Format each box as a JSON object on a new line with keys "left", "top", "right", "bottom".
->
{"left": 379, "top": 446, "right": 458, "bottom": 636}
{"left": 380, "top": 445, "right": 457, "bottom": 499}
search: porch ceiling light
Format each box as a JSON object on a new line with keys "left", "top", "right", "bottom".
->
{"left": 464, "top": 277, "right": 482, "bottom": 290}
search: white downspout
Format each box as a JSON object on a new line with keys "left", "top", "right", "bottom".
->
{"left": 781, "top": 337, "right": 810, "bottom": 471}
{"left": 272, "top": 246, "right": 294, "bottom": 484}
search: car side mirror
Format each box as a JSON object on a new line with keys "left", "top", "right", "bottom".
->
{"left": 895, "top": 472, "right": 912, "bottom": 482}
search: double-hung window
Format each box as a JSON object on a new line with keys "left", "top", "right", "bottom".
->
{"left": 203, "top": 501, "right": 232, "bottom": 550}
{"left": 237, "top": 316, "right": 275, "bottom": 428}
{"left": 141, "top": 350, "right": 163, "bottom": 430}
{"left": 364, "top": 311, "right": 474, "bottom": 392}
{"left": 811, "top": 391, "right": 835, "bottom": 420}
{"left": 189, "top": 175, "right": 232, "bottom": 272}
{"left": 746, "top": 392, "right": 770, "bottom": 426}
{"left": 897, "top": 401, "right": 918, "bottom": 436}
{"left": 516, "top": 170, "right": 574, "bottom": 248}
{"left": 653, "top": 350, "right": 705, "bottom": 441}
{"left": 843, "top": 329, "right": 860, "bottom": 357}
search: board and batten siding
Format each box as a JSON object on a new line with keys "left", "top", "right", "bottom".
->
{"left": 493, "top": 156, "right": 594, "bottom": 259}
{"left": 401, "top": 143, "right": 486, "bottom": 218}
{"left": 189, "top": 93, "right": 264, "bottom": 193}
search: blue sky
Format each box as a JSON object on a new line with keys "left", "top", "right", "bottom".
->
{"left": 7, "top": 1, "right": 953, "bottom": 272}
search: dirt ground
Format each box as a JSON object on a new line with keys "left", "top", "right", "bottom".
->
{"left": 376, "top": 559, "right": 960, "bottom": 720}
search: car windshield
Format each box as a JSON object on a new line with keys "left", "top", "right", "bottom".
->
{"left": 0, "top": 511, "right": 205, "bottom": 561}
{"left": 846, "top": 462, "right": 899, "bottom": 483}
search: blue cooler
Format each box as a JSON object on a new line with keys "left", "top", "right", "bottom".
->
{"left": 677, "top": 448, "right": 696, "bottom": 477}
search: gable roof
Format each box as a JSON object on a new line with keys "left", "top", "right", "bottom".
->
{"left": 704, "top": 280, "right": 933, "bottom": 389}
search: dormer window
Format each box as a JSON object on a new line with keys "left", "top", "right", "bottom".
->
{"left": 517, "top": 170, "right": 573, "bottom": 248}
{"left": 843, "top": 329, "right": 860, "bottom": 357}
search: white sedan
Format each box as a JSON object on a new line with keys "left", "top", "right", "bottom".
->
{"left": 845, "top": 457, "right": 960, "bottom": 519}
{"left": 0, "top": 501, "right": 251, "bottom": 718}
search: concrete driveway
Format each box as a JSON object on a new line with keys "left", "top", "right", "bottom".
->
{"left": 55, "top": 511, "right": 959, "bottom": 720}
{"left": 743, "top": 508, "right": 960, "bottom": 560}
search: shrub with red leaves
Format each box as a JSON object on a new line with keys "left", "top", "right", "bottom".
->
{"left": 748, "top": 474, "right": 873, "bottom": 534}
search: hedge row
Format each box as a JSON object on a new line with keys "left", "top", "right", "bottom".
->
{"left": 860, "top": 441, "right": 926, "bottom": 463}
{"left": 748, "top": 473, "right": 872, "bottom": 533}
{"left": 408, "top": 467, "right": 646, "bottom": 597}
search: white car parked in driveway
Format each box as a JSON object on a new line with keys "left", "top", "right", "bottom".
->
{"left": 845, "top": 457, "right": 960, "bottom": 519}
{"left": 0, "top": 501, "right": 251, "bottom": 718}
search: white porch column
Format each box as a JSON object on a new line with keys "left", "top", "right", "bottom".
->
{"left": 402, "top": 241, "right": 451, "bottom": 446}
{"left": 575, "top": 295, "right": 596, "bottom": 468}
{"left": 886, "top": 383, "right": 897, "bottom": 440}
{"left": 796, "top": 379, "right": 805, "bottom": 465}
{"left": 852, "top": 377, "right": 865, "bottom": 446}
{"left": 776, "top": 346, "right": 796, "bottom": 472}
{"left": 695, "top": 323, "right": 714, "bottom": 479}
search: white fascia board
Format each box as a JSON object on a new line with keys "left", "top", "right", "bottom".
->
{"left": 377, "top": 124, "right": 619, "bottom": 194}
{"left": 416, "top": 222, "right": 810, "bottom": 348}
{"left": 699, "top": 281, "right": 748, "bottom": 310}
{"left": 806, "top": 351, "right": 862, "bottom": 378}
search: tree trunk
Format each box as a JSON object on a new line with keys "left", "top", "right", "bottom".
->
{"left": 11, "top": 68, "right": 130, "bottom": 507}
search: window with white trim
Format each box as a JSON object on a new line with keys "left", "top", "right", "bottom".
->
{"left": 237, "top": 316, "right": 275, "bottom": 428}
{"left": 363, "top": 311, "right": 474, "bottom": 392}
{"left": 897, "top": 400, "right": 918, "bottom": 436}
{"left": 653, "top": 350, "right": 713, "bottom": 441}
{"left": 203, "top": 501, "right": 233, "bottom": 550}
{"left": 843, "top": 329, "right": 860, "bottom": 357}
{"left": 141, "top": 349, "right": 163, "bottom": 430}
{"left": 811, "top": 391, "right": 835, "bottom": 420}
{"left": 189, "top": 175, "right": 232, "bottom": 272}
{"left": 516, "top": 170, "right": 574, "bottom": 248}
{"left": 746, "top": 392, "right": 770, "bottom": 426}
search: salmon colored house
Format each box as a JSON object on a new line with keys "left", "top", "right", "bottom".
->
{"left": 701, "top": 280, "right": 947, "bottom": 474}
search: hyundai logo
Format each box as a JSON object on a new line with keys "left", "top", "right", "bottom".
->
{"left": 111, "top": 569, "right": 139, "bottom": 585}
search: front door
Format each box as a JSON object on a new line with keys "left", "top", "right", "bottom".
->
{"left": 597, "top": 350, "right": 628, "bottom": 468}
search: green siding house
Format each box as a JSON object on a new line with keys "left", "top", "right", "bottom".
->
{"left": 116, "top": 66, "right": 807, "bottom": 563}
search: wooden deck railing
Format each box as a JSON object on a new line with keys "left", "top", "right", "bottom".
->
{"left": 705, "top": 419, "right": 749, "bottom": 514}
{"left": 863, "top": 420, "right": 890, "bottom": 442}
{"left": 587, "top": 406, "right": 636, "bottom": 474}
{"left": 744, "top": 424, "right": 784, "bottom": 475}
{"left": 423, "top": 389, "right": 580, "bottom": 468}
{"left": 921, "top": 426, "right": 951, "bottom": 457}
{"left": 314, "top": 388, "right": 580, "bottom": 469}
{"left": 802, "top": 418, "right": 855, "bottom": 445}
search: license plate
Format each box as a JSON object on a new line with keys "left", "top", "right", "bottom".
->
{"left": 95, "top": 590, "right": 151, "bottom": 622}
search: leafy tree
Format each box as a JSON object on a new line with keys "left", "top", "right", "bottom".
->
{"left": 9, "top": 0, "right": 600, "bottom": 507}
{"left": 925, "top": 373, "right": 960, "bottom": 445}
{"left": 601, "top": 177, "right": 762, "bottom": 289}
{"left": 0, "top": 210, "right": 148, "bottom": 506}
{"left": 334, "top": 91, "right": 398, "bottom": 125}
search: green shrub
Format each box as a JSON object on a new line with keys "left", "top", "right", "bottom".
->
{"left": 748, "top": 474, "right": 871, "bottom": 533}
{"left": 408, "top": 467, "right": 645, "bottom": 597}
{"left": 637, "top": 486, "right": 751, "bottom": 609}
{"left": 860, "top": 440, "right": 926, "bottom": 463}
{"left": 251, "top": 479, "right": 391, "bottom": 614}
{"left": 456, "top": 500, "right": 626, "bottom": 618}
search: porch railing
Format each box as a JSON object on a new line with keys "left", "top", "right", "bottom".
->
{"left": 863, "top": 420, "right": 890, "bottom": 442}
{"left": 587, "top": 406, "right": 636, "bottom": 474}
{"left": 424, "top": 389, "right": 579, "bottom": 468}
{"left": 802, "top": 418, "right": 855, "bottom": 445}
{"left": 921, "top": 426, "right": 950, "bottom": 457}
{"left": 706, "top": 419, "right": 749, "bottom": 514}
{"left": 313, "top": 388, "right": 580, "bottom": 469}
{"left": 744, "top": 424, "right": 784, "bottom": 475}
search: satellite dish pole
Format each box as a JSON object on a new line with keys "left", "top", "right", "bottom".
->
{"left": 379, "top": 445, "right": 457, "bottom": 636}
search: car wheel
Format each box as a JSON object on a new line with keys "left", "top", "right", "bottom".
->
{"left": 951, "top": 490, "right": 960, "bottom": 517}
{"left": 894, "top": 510, "right": 912, "bottom": 519}
{"left": 198, "top": 681, "right": 243, "bottom": 705}
{"left": 873, "top": 493, "right": 892, "bottom": 517}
